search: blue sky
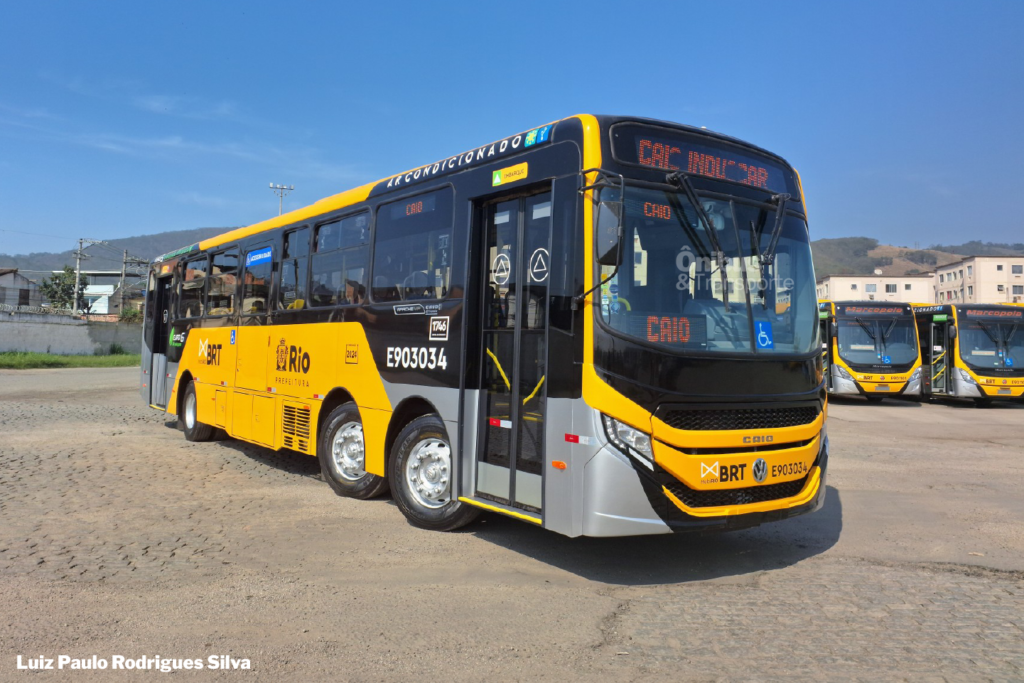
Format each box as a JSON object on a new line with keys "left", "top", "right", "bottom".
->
{"left": 1, "top": 1, "right": 1022, "bottom": 256}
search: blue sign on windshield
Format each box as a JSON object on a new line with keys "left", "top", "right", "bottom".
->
{"left": 755, "top": 321, "right": 774, "bottom": 350}
{"left": 883, "top": 355, "right": 891, "bottom": 364}
{"left": 1007, "top": 357, "right": 1015, "bottom": 367}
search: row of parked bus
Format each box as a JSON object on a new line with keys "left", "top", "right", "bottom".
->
{"left": 818, "top": 301, "right": 1024, "bottom": 405}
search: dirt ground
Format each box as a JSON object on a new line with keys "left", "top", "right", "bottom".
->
{"left": 1, "top": 368, "right": 1022, "bottom": 681}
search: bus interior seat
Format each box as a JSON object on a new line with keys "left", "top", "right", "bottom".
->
{"left": 401, "top": 271, "right": 432, "bottom": 300}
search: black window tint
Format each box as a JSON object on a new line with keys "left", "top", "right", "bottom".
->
{"left": 207, "top": 250, "right": 239, "bottom": 315}
{"left": 372, "top": 187, "right": 453, "bottom": 302}
{"left": 280, "top": 227, "right": 309, "bottom": 310}
{"left": 179, "top": 257, "right": 208, "bottom": 318}
{"left": 242, "top": 247, "right": 273, "bottom": 315}
{"left": 310, "top": 212, "right": 370, "bottom": 307}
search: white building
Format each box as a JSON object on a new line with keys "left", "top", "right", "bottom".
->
{"left": 933, "top": 256, "right": 1024, "bottom": 304}
{"left": 816, "top": 274, "right": 935, "bottom": 303}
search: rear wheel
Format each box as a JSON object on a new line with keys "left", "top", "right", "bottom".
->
{"left": 181, "top": 381, "right": 214, "bottom": 442}
{"left": 389, "top": 414, "right": 478, "bottom": 531}
{"left": 319, "top": 402, "right": 389, "bottom": 499}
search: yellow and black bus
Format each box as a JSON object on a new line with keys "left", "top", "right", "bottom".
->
{"left": 912, "top": 303, "right": 1024, "bottom": 405}
{"left": 818, "top": 301, "right": 922, "bottom": 401}
{"left": 140, "top": 115, "right": 827, "bottom": 536}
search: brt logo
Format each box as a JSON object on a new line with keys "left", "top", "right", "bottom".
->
{"left": 276, "top": 339, "right": 311, "bottom": 374}
{"left": 699, "top": 461, "right": 747, "bottom": 484}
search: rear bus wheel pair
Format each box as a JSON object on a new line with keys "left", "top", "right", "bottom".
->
{"left": 318, "top": 403, "right": 478, "bottom": 531}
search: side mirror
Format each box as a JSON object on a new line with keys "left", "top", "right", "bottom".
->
{"left": 949, "top": 324, "right": 957, "bottom": 340}
{"left": 830, "top": 321, "right": 838, "bottom": 338}
{"left": 596, "top": 201, "right": 623, "bottom": 267}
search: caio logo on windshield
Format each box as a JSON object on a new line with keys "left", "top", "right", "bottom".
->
{"left": 276, "top": 338, "right": 311, "bottom": 374}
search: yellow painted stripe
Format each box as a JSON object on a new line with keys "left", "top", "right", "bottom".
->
{"left": 149, "top": 404, "right": 165, "bottom": 411}
{"left": 458, "top": 497, "right": 542, "bottom": 524}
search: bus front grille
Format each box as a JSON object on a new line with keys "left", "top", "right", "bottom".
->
{"left": 665, "top": 476, "right": 808, "bottom": 509}
{"left": 658, "top": 403, "right": 819, "bottom": 431}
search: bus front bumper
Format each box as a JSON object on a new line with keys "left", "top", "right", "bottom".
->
{"left": 580, "top": 435, "right": 829, "bottom": 537}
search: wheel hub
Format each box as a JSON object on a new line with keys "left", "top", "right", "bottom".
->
{"left": 406, "top": 439, "right": 451, "bottom": 509}
{"left": 331, "top": 422, "right": 366, "bottom": 482}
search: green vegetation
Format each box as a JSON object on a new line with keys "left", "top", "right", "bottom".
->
{"left": 811, "top": 237, "right": 892, "bottom": 277}
{"left": 929, "top": 241, "right": 1024, "bottom": 256}
{"left": 0, "top": 352, "right": 141, "bottom": 369}
{"left": 38, "top": 265, "right": 88, "bottom": 311}
{"left": 119, "top": 308, "right": 144, "bottom": 323}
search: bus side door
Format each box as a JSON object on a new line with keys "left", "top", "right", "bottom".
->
{"left": 233, "top": 243, "right": 275, "bottom": 441}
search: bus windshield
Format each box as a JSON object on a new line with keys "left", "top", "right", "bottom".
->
{"left": 835, "top": 315, "right": 918, "bottom": 367}
{"left": 959, "top": 320, "right": 1024, "bottom": 370}
{"left": 597, "top": 185, "right": 818, "bottom": 355}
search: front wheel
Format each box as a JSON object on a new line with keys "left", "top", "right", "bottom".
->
{"left": 389, "top": 414, "right": 478, "bottom": 531}
{"left": 319, "top": 402, "right": 389, "bottom": 499}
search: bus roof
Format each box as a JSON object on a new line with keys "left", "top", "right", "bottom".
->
{"left": 154, "top": 114, "right": 796, "bottom": 263}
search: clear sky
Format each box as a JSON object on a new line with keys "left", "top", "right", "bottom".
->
{"left": 1, "top": 0, "right": 1022, "bottom": 256}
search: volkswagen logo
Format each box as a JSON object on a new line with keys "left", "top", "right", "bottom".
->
{"left": 752, "top": 458, "right": 768, "bottom": 483}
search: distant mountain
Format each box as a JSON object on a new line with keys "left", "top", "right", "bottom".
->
{"left": 928, "top": 241, "right": 1024, "bottom": 257}
{"left": 0, "top": 227, "right": 232, "bottom": 280}
{"left": 812, "top": 239, "right": 1024, "bottom": 278}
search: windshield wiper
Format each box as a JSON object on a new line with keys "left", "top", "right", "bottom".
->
{"left": 666, "top": 172, "right": 731, "bottom": 312}
{"left": 976, "top": 320, "right": 1001, "bottom": 346}
{"left": 855, "top": 317, "right": 877, "bottom": 341}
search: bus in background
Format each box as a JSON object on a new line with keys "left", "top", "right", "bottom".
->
{"left": 819, "top": 301, "right": 922, "bottom": 401}
{"left": 912, "top": 304, "right": 1024, "bottom": 406}
{"left": 141, "top": 114, "right": 827, "bottom": 537}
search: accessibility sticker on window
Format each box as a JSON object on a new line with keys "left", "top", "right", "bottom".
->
{"left": 755, "top": 321, "right": 774, "bottom": 349}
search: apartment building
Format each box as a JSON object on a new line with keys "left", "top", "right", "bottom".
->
{"left": 934, "top": 256, "right": 1024, "bottom": 304}
{"left": 816, "top": 274, "right": 935, "bottom": 303}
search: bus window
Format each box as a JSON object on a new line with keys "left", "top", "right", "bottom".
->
{"left": 372, "top": 187, "right": 453, "bottom": 302}
{"left": 279, "top": 227, "right": 310, "bottom": 310}
{"left": 241, "top": 246, "right": 273, "bottom": 316}
{"left": 207, "top": 249, "right": 239, "bottom": 316}
{"left": 178, "top": 256, "right": 208, "bottom": 319}
{"left": 310, "top": 212, "right": 369, "bottom": 307}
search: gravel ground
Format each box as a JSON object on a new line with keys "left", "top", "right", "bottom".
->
{"left": 1, "top": 368, "right": 1022, "bottom": 681}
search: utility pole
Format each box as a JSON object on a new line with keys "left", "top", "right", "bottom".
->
{"left": 119, "top": 249, "right": 127, "bottom": 314}
{"left": 270, "top": 183, "right": 294, "bottom": 215}
{"left": 74, "top": 238, "right": 84, "bottom": 313}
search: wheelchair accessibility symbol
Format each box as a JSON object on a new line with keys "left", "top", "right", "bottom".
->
{"left": 755, "top": 321, "right": 774, "bottom": 349}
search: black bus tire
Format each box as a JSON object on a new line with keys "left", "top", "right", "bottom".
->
{"left": 389, "top": 414, "right": 478, "bottom": 532}
{"left": 318, "top": 402, "right": 389, "bottom": 499}
{"left": 181, "top": 381, "right": 215, "bottom": 442}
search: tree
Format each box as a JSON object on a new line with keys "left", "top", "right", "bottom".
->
{"left": 39, "top": 265, "right": 88, "bottom": 311}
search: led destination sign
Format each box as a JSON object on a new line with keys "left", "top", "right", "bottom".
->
{"left": 840, "top": 306, "right": 908, "bottom": 316}
{"left": 611, "top": 124, "right": 798, "bottom": 195}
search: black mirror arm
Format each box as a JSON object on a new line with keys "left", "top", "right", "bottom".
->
{"left": 572, "top": 265, "right": 619, "bottom": 311}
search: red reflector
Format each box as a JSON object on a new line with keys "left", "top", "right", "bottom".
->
{"left": 551, "top": 461, "right": 567, "bottom": 470}
{"left": 564, "top": 434, "right": 580, "bottom": 443}
{"left": 489, "top": 418, "right": 501, "bottom": 427}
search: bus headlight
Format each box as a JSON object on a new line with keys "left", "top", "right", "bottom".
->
{"left": 909, "top": 367, "right": 922, "bottom": 383}
{"left": 835, "top": 365, "right": 854, "bottom": 381}
{"left": 958, "top": 368, "right": 978, "bottom": 385}
{"left": 602, "top": 414, "right": 654, "bottom": 462}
